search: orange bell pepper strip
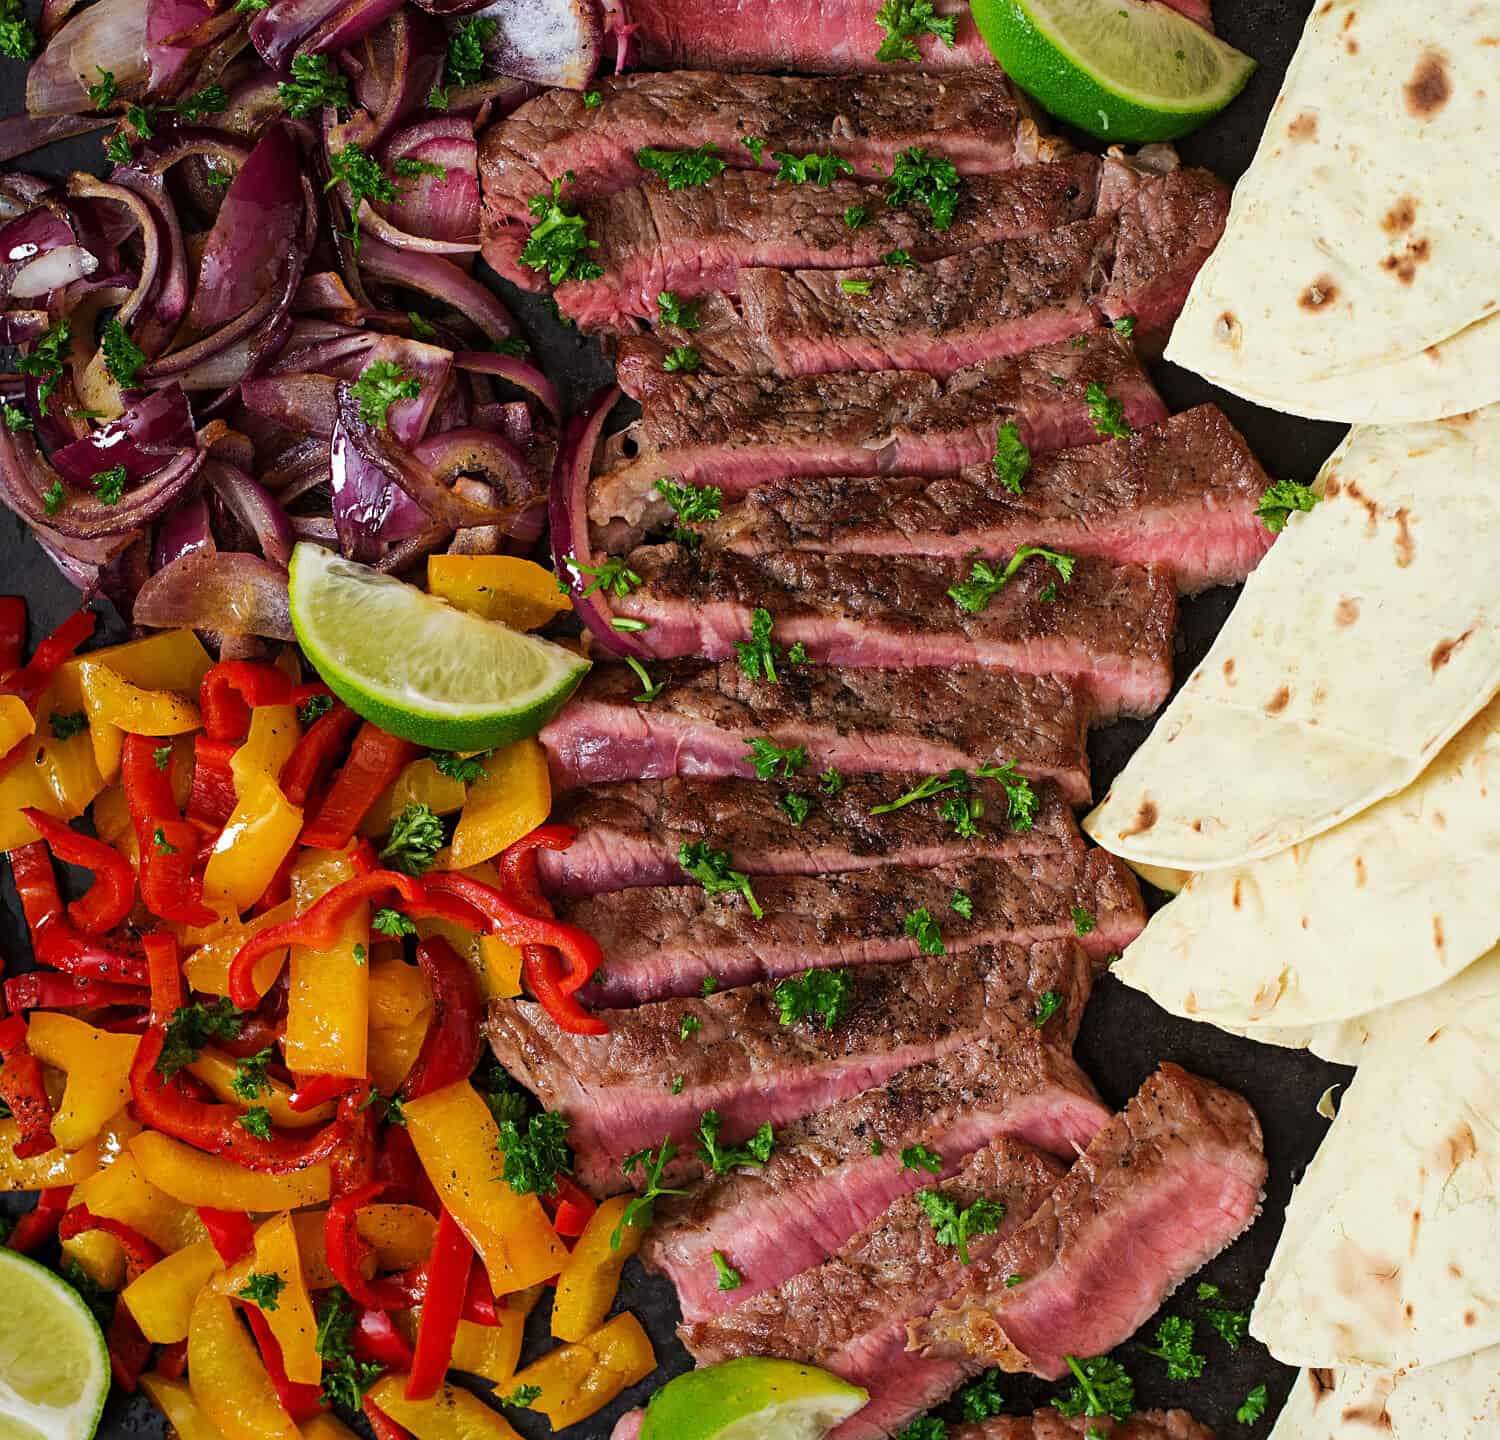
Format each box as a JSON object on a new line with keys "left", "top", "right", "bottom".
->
{"left": 301, "top": 723, "right": 419, "bottom": 851}
{"left": 446, "top": 740, "right": 550, "bottom": 871}
{"left": 507, "top": 1312, "right": 657, "bottom": 1429}
{"left": 251, "top": 1210, "right": 323, "bottom": 1385}
{"left": 118, "top": 1236, "right": 219, "bottom": 1343}
{"left": 131, "top": 1130, "right": 333, "bottom": 1209}
{"left": 24, "top": 1012, "right": 138, "bottom": 1151}
{"left": 426, "top": 555, "right": 572, "bottom": 631}
{"left": 367, "top": 1376, "right": 523, "bottom": 1440}
{"left": 18, "top": 807, "right": 134, "bottom": 933}
{"left": 0, "top": 1014, "right": 55, "bottom": 1158}
{"left": 550, "top": 1195, "right": 645, "bottom": 1343}
{"left": 140, "top": 1370, "right": 232, "bottom": 1440}
{"left": 187, "top": 1287, "right": 304, "bottom": 1440}
{"left": 284, "top": 848, "right": 369, "bottom": 1079}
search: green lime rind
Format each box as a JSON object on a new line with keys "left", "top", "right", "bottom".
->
{"left": 288, "top": 542, "right": 590, "bottom": 752}
{"left": 972, "top": 0, "right": 1256, "bottom": 142}
{"left": 639, "top": 1358, "right": 869, "bottom": 1440}
{"left": 0, "top": 1248, "right": 110, "bottom": 1440}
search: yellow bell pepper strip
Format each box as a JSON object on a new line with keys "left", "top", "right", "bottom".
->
{"left": 59, "top": 628, "right": 213, "bottom": 698}
{"left": 62, "top": 1225, "right": 127, "bottom": 1290}
{"left": 301, "top": 1416, "right": 361, "bottom": 1440}
{"left": 202, "top": 771, "right": 304, "bottom": 917}
{"left": 445, "top": 740, "right": 550, "bottom": 871}
{"left": 234, "top": 705, "right": 301, "bottom": 786}
{"left": 25, "top": 1013, "right": 139, "bottom": 1151}
{"left": 368, "top": 1015, "right": 429, "bottom": 1097}
{"left": 368, "top": 955, "right": 433, "bottom": 1029}
{"left": 92, "top": 782, "right": 135, "bottom": 859}
{"left": 360, "top": 759, "right": 467, "bottom": 839}
{"left": 413, "top": 875, "right": 522, "bottom": 1002}
{"left": 77, "top": 659, "right": 201, "bottom": 782}
{"left": 402, "top": 1081, "right": 568, "bottom": 1296}
{"left": 550, "top": 1195, "right": 646, "bottom": 1343}
{"left": 251, "top": 1210, "right": 323, "bottom": 1385}
{"left": 0, "top": 1120, "right": 98, "bottom": 1189}
{"left": 507, "top": 1312, "right": 657, "bottom": 1429}
{"left": 188, "top": 1048, "right": 334, "bottom": 1131}
{"left": 358, "top": 1202, "right": 438, "bottom": 1271}
{"left": 130, "top": 1131, "right": 332, "bottom": 1210}
{"left": 183, "top": 901, "right": 295, "bottom": 997}
{"left": 121, "top": 1236, "right": 221, "bottom": 1344}
{"left": 284, "top": 847, "right": 370, "bottom": 1078}
{"left": 141, "top": 1370, "right": 234, "bottom": 1440}
{"left": 70, "top": 1150, "right": 206, "bottom": 1253}
{"left": 448, "top": 1304, "right": 527, "bottom": 1388}
{"left": 427, "top": 554, "right": 573, "bottom": 631}
{"left": 0, "top": 692, "right": 34, "bottom": 752}
{"left": 187, "top": 1288, "right": 303, "bottom": 1440}
{"left": 367, "top": 1375, "right": 524, "bottom": 1440}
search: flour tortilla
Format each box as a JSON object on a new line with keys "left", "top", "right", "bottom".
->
{"left": 1165, "top": 0, "right": 1500, "bottom": 413}
{"left": 1111, "top": 691, "right": 1500, "bottom": 1031}
{"left": 1270, "top": 1352, "right": 1500, "bottom": 1439}
{"left": 1251, "top": 951, "right": 1500, "bottom": 1370}
{"left": 1087, "top": 408, "right": 1500, "bottom": 870}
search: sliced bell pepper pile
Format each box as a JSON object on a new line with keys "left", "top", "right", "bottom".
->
{"left": 0, "top": 1014, "right": 57, "bottom": 1158}
{"left": 18, "top": 807, "right": 134, "bottom": 933}
{"left": 301, "top": 723, "right": 419, "bottom": 850}
{"left": 8, "top": 841, "right": 148, "bottom": 984}
{"left": 121, "top": 734, "right": 217, "bottom": 927}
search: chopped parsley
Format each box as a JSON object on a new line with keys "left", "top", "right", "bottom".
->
{"left": 230, "top": 1047, "right": 273, "bottom": 1102}
{"left": 1034, "top": 990, "right": 1063, "bottom": 1027}
{"left": 1071, "top": 905, "right": 1096, "bottom": 937}
{"left": 841, "top": 278, "right": 873, "bottom": 296}
{"left": 626, "top": 656, "right": 667, "bottom": 704}
{"left": 774, "top": 968, "right": 853, "bottom": 1030}
{"left": 237, "top": 1106, "right": 274, "bottom": 1139}
{"left": 152, "top": 745, "right": 173, "bottom": 770}
{"left": 885, "top": 147, "right": 961, "bottom": 230}
{"left": 773, "top": 152, "right": 854, "bottom": 186}
{"left": 745, "top": 736, "right": 807, "bottom": 781}
{"left": 741, "top": 136, "right": 766, "bottom": 166}
{"left": 0, "top": 0, "right": 37, "bottom": 60}
{"left": 497, "top": 1110, "right": 572, "bottom": 1197}
{"left": 950, "top": 890, "right": 973, "bottom": 919}
{"left": 350, "top": 359, "right": 420, "bottom": 428}
{"left": 520, "top": 176, "right": 602, "bottom": 285}
{"left": 696, "top": 1109, "right": 774, "bottom": 1175}
{"left": 1085, "top": 381, "right": 1132, "bottom": 439}
{"left": 173, "top": 84, "right": 227, "bottom": 123}
{"left": 1140, "top": 1315, "right": 1206, "bottom": 1380}
{"left": 637, "top": 143, "right": 726, "bottom": 190}
{"left": 431, "top": 750, "right": 492, "bottom": 783}
{"left": 670, "top": 1075, "right": 684, "bottom": 1094}
{"left": 710, "top": 1250, "right": 742, "bottom": 1291}
{"left": 844, "top": 205, "right": 868, "bottom": 229}
{"left": 957, "top": 1370, "right": 1005, "bottom": 1422}
{"left": 1, "top": 403, "right": 31, "bottom": 431}
{"left": 41, "top": 481, "right": 65, "bottom": 516}
{"left": 49, "top": 710, "right": 88, "bottom": 742}
{"left": 1237, "top": 1384, "right": 1268, "bottom": 1425}
{"left": 904, "top": 907, "right": 944, "bottom": 956}
{"left": 503, "top": 1384, "right": 542, "bottom": 1408}
{"left": 778, "top": 793, "right": 813, "bottom": 826}
{"left": 277, "top": 54, "right": 351, "bottom": 116}
{"left": 352, "top": 943, "right": 366, "bottom": 966}
{"left": 947, "top": 545, "right": 1077, "bottom": 614}
{"left": 874, "top": 0, "right": 958, "bottom": 63}
{"left": 655, "top": 476, "right": 723, "bottom": 524}
{"left": 870, "top": 761, "right": 1037, "bottom": 834}
{"left": 1255, "top": 478, "right": 1318, "bottom": 533}
{"left": 380, "top": 803, "right": 444, "bottom": 876}
{"left": 444, "top": 15, "right": 496, "bottom": 89}
{"left": 662, "top": 345, "right": 701, "bottom": 373}
{"left": 17, "top": 319, "right": 71, "bottom": 417}
{"left": 86, "top": 67, "right": 117, "bottom": 109}
{"left": 915, "top": 1190, "right": 1003, "bottom": 1264}
{"left": 679, "top": 1014, "right": 701, "bottom": 1041}
{"left": 678, "top": 841, "right": 762, "bottom": 919}
{"left": 894, "top": 1420, "right": 947, "bottom": 1440}
{"left": 900, "top": 1143, "right": 942, "bottom": 1174}
{"left": 567, "top": 553, "right": 640, "bottom": 599}
{"left": 157, "top": 999, "right": 245, "bottom": 1080}
{"left": 614, "top": 1139, "right": 688, "bottom": 1247}
{"left": 735, "top": 606, "right": 795, "bottom": 683}
{"left": 1113, "top": 315, "right": 1137, "bottom": 337}
{"left": 1204, "top": 1306, "right": 1250, "bottom": 1350}
{"left": 993, "top": 421, "right": 1031, "bottom": 496}
{"left": 701, "top": 976, "right": 719, "bottom": 997}
{"left": 493, "top": 336, "right": 529, "bottom": 356}
{"left": 371, "top": 907, "right": 416, "bottom": 938}
{"left": 820, "top": 767, "right": 844, "bottom": 796}
{"left": 1196, "top": 1282, "right": 1222, "bottom": 1301}
{"left": 238, "top": 1273, "right": 285, "bottom": 1311}
{"left": 1007, "top": 1273, "right": 1025, "bottom": 1287}
{"left": 583, "top": 90, "right": 602, "bottom": 107}
{"left": 1053, "top": 1355, "right": 1135, "bottom": 1422}
{"left": 884, "top": 248, "right": 914, "bottom": 268}
{"left": 656, "top": 291, "right": 701, "bottom": 329}
{"left": 297, "top": 693, "right": 334, "bottom": 726}
{"left": 326, "top": 144, "right": 401, "bottom": 247}
{"left": 91, "top": 465, "right": 127, "bottom": 505}
{"left": 315, "top": 1287, "right": 384, "bottom": 1411}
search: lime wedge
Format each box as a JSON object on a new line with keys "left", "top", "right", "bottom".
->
{"left": 971, "top": 0, "right": 1255, "bottom": 141}
{"left": 639, "top": 1359, "right": 868, "bottom": 1440}
{"left": 288, "top": 542, "right": 590, "bottom": 752}
{"left": 0, "top": 1249, "right": 109, "bottom": 1440}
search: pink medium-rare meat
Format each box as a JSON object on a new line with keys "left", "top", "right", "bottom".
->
{"left": 538, "top": 661, "right": 1095, "bottom": 805}
{"left": 642, "top": 1035, "right": 1111, "bottom": 1321}
{"left": 539, "top": 776, "right": 1081, "bottom": 896}
{"left": 950, "top": 1413, "right": 1217, "bottom": 1440}
{"left": 486, "top": 941, "right": 1093, "bottom": 1192}
{"left": 909, "top": 1064, "right": 1267, "bottom": 1378}
{"left": 564, "top": 849, "right": 1146, "bottom": 1006}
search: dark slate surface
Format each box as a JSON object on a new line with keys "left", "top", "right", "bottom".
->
{"left": 1, "top": 2, "right": 1352, "bottom": 1435}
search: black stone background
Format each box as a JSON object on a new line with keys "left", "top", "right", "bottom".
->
{"left": 0, "top": 2, "right": 1356, "bottom": 1433}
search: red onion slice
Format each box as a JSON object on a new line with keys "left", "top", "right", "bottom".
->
{"left": 452, "top": 350, "right": 561, "bottom": 423}
{"left": 151, "top": 494, "right": 215, "bottom": 571}
{"left": 207, "top": 460, "right": 295, "bottom": 566}
{"left": 136, "top": 550, "right": 294, "bottom": 640}
{"left": 51, "top": 384, "right": 195, "bottom": 486}
{"left": 357, "top": 233, "right": 516, "bottom": 345}
{"left": 26, "top": 0, "right": 150, "bottom": 115}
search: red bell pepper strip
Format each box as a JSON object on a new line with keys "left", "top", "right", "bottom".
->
{"left": 399, "top": 936, "right": 483, "bottom": 1101}
{"left": 198, "top": 1207, "right": 255, "bottom": 1265}
{"left": 19, "top": 808, "right": 135, "bottom": 935}
{"left": 7, "top": 1186, "right": 69, "bottom": 1254}
{"left": 0, "top": 1014, "right": 56, "bottom": 1158}
{"left": 300, "top": 723, "right": 418, "bottom": 850}
{"left": 157, "top": 1338, "right": 189, "bottom": 1381}
{"left": 325, "top": 1180, "right": 397, "bottom": 1310}
{"left": 375, "top": 1125, "right": 441, "bottom": 1215}
{"left": 243, "top": 1305, "right": 324, "bottom": 1421}
{"left": 0, "top": 596, "right": 26, "bottom": 678}
{"left": 406, "top": 1206, "right": 471, "bottom": 1401}
{"left": 107, "top": 1303, "right": 153, "bottom": 1393}
{"left": 289, "top": 1074, "right": 358, "bottom": 1112}
{"left": 278, "top": 701, "right": 358, "bottom": 808}
{"left": 122, "top": 734, "right": 217, "bottom": 928}
{"left": 187, "top": 735, "right": 238, "bottom": 832}
{"left": 521, "top": 945, "right": 609, "bottom": 1037}
{"left": 58, "top": 1204, "right": 163, "bottom": 1284}
{"left": 356, "top": 1307, "right": 415, "bottom": 1370}
{"left": 3, "top": 973, "right": 147, "bottom": 1012}
{"left": 2, "top": 607, "right": 95, "bottom": 712}
{"left": 199, "top": 661, "right": 297, "bottom": 744}
{"left": 378, "top": 1258, "right": 497, "bottom": 1326}
{"left": 364, "top": 1398, "right": 416, "bottom": 1440}
{"left": 548, "top": 1176, "right": 599, "bottom": 1239}
{"left": 8, "top": 842, "right": 149, "bottom": 984}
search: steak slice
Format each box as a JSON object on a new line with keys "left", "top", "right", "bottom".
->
{"left": 552, "top": 158, "right": 1100, "bottom": 330}
{"left": 486, "top": 940, "right": 1092, "bottom": 1192}
{"left": 642, "top": 1036, "right": 1110, "bottom": 1322}
{"left": 564, "top": 849, "right": 1146, "bottom": 1005}
{"left": 949, "top": 1414, "right": 1216, "bottom": 1440}
{"left": 591, "top": 333, "right": 1165, "bottom": 528}
{"left": 538, "top": 775, "right": 1081, "bottom": 896}
{"left": 538, "top": 661, "right": 1095, "bottom": 805}
{"left": 612, "top": 545, "right": 1177, "bottom": 721}
{"left": 700, "top": 406, "right": 1273, "bottom": 595}
{"left": 910, "top": 1064, "right": 1267, "bottom": 1379}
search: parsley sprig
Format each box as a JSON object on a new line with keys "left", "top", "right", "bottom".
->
{"left": 773, "top": 968, "right": 852, "bottom": 1030}
{"left": 993, "top": 421, "right": 1031, "bottom": 496}
{"left": 1255, "top": 478, "right": 1318, "bottom": 533}
{"left": 611, "top": 1138, "right": 688, "bottom": 1249}
{"left": 1085, "top": 381, "right": 1133, "bottom": 440}
{"left": 315, "top": 1287, "right": 384, "bottom": 1411}
{"left": 100, "top": 316, "right": 145, "bottom": 389}
{"left": 380, "top": 802, "right": 444, "bottom": 876}
{"left": 773, "top": 152, "right": 854, "bottom": 186}
{"left": 745, "top": 737, "right": 807, "bottom": 781}
{"left": 520, "top": 175, "right": 603, "bottom": 285}
{"left": 735, "top": 607, "right": 805, "bottom": 682}
{"left": 696, "top": 1109, "right": 774, "bottom": 1175}
{"left": 157, "top": 999, "right": 244, "bottom": 1080}
{"left": 1053, "top": 1355, "right": 1136, "bottom": 1421}
{"left": 350, "top": 359, "right": 420, "bottom": 428}
{"left": 656, "top": 292, "right": 701, "bottom": 329}
{"left": 869, "top": 761, "right": 1038, "bottom": 835}
{"left": 637, "top": 144, "right": 726, "bottom": 190}
{"left": 497, "top": 1110, "right": 572, "bottom": 1197}
{"left": 915, "top": 1189, "right": 1003, "bottom": 1264}
{"left": 886, "top": 147, "right": 961, "bottom": 231}
{"left": 874, "top": 0, "right": 958, "bottom": 63}
{"left": 17, "top": 319, "right": 71, "bottom": 417}
{"left": 1140, "top": 1315, "right": 1206, "bottom": 1380}
{"left": 678, "top": 841, "right": 762, "bottom": 919}
{"left": 948, "top": 545, "right": 1076, "bottom": 614}
{"left": 277, "top": 53, "right": 350, "bottom": 118}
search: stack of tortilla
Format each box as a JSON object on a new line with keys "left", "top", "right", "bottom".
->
{"left": 1166, "top": 0, "right": 1500, "bottom": 424}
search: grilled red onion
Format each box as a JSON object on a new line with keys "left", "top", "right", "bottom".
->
{"left": 136, "top": 549, "right": 294, "bottom": 640}
{"left": 240, "top": 373, "right": 341, "bottom": 438}
{"left": 151, "top": 494, "right": 214, "bottom": 570}
{"left": 27, "top": 0, "right": 150, "bottom": 114}
{"left": 206, "top": 460, "right": 295, "bottom": 565}
{"left": 50, "top": 385, "right": 194, "bottom": 485}
{"left": 357, "top": 234, "right": 516, "bottom": 345}
{"left": 146, "top": 0, "right": 215, "bottom": 93}
{"left": 452, "top": 350, "right": 560, "bottom": 423}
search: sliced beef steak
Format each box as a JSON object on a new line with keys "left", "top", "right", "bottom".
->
{"left": 539, "top": 775, "right": 1080, "bottom": 896}
{"left": 591, "top": 333, "right": 1165, "bottom": 528}
{"left": 700, "top": 406, "right": 1273, "bottom": 595}
{"left": 486, "top": 941, "right": 1092, "bottom": 1192}
{"left": 910, "top": 1063, "right": 1267, "bottom": 1378}
{"left": 950, "top": 1413, "right": 1217, "bottom": 1440}
{"left": 642, "top": 1036, "right": 1110, "bottom": 1321}
{"left": 539, "top": 661, "right": 1095, "bottom": 805}
{"left": 564, "top": 849, "right": 1145, "bottom": 1005}
{"left": 612, "top": 545, "right": 1177, "bottom": 720}
{"left": 552, "top": 158, "right": 1100, "bottom": 330}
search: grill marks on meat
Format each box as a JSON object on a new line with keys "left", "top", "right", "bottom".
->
{"left": 552, "top": 158, "right": 1100, "bottom": 330}
{"left": 613, "top": 544, "right": 1177, "bottom": 720}
{"left": 538, "top": 776, "right": 1080, "bottom": 896}
{"left": 564, "top": 849, "right": 1145, "bottom": 1005}
{"left": 485, "top": 940, "right": 1092, "bottom": 1191}
{"left": 950, "top": 1413, "right": 1217, "bottom": 1440}
{"left": 591, "top": 333, "right": 1166, "bottom": 527}
{"left": 538, "top": 661, "right": 1094, "bottom": 804}
{"left": 910, "top": 1063, "right": 1268, "bottom": 1378}
{"left": 642, "top": 1035, "right": 1110, "bottom": 1322}
{"left": 700, "top": 406, "right": 1273, "bottom": 595}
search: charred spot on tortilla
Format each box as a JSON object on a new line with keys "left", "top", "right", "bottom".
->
{"left": 1288, "top": 110, "right": 1319, "bottom": 141}
{"left": 1265, "top": 685, "right": 1291, "bottom": 715}
{"left": 1381, "top": 237, "right": 1431, "bottom": 285}
{"left": 1334, "top": 597, "right": 1360, "bottom": 627}
{"left": 1120, "top": 799, "right": 1157, "bottom": 838}
{"left": 1430, "top": 629, "right": 1473, "bottom": 671}
{"left": 1214, "top": 310, "right": 1241, "bottom": 346}
{"left": 1382, "top": 196, "right": 1417, "bottom": 233}
{"left": 1393, "top": 507, "right": 1415, "bottom": 567}
{"left": 1404, "top": 51, "right": 1453, "bottom": 117}
{"left": 1299, "top": 277, "right": 1339, "bottom": 311}
{"left": 1221, "top": 656, "right": 1236, "bottom": 684}
{"left": 1310, "top": 1369, "right": 1336, "bottom": 1403}
{"left": 1352, "top": 855, "right": 1367, "bottom": 888}
{"left": 1231, "top": 876, "right": 1244, "bottom": 910}
{"left": 1338, "top": 1402, "right": 1392, "bottom": 1428}
{"left": 1432, "top": 915, "right": 1445, "bottom": 951}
